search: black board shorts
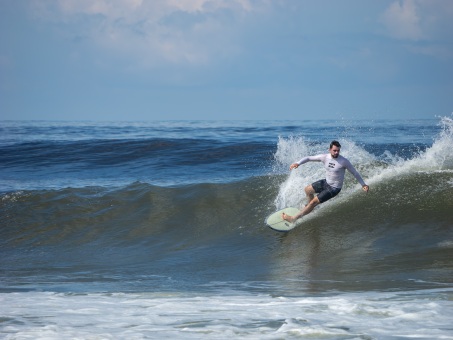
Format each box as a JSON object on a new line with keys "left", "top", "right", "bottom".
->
{"left": 312, "top": 179, "right": 341, "bottom": 203}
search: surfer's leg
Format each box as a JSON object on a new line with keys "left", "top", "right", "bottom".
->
{"left": 301, "top": 196, "right": 320, "bottom": 216}
{"left": 304, "top": 184, "right": 315, "bottom": 204}
{"left": 282, "top": 196, "right": 320, "bottom": 222}
{"left": 282, "top": 182, "right": 322, "bottom": 222}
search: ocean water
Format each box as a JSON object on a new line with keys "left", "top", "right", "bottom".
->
{"left": 1, "top": 117, "right": 453, "bottom": 339}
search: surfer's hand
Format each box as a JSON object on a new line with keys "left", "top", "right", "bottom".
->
{"left": 362, "top": 185, "right": 369, "bottom": 193}
{"left": 289, "top": 163, "right": 299, "bottom": 170}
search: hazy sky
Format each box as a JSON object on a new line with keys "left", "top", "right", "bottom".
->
{"left": 1, "top": 0, "right": 452, "bottom": 120}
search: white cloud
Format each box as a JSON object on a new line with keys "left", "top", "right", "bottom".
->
{"left": 381, "top": 0, "right": 453, "bottom": 42}
{"left": 31, "top": 0, "right": 264, "bottom": 67}
{"left": 379, "top": 0, "right": 453, "bottom": 61}
{"left": 381, "top": 0, "right": 424, "bottom": 41}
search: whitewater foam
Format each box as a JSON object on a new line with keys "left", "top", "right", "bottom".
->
{"left": 273, "top": 115, "right": 453, "bottom": 210}
{"left": 1, "top": 288, "right": 452, "bottom": 339}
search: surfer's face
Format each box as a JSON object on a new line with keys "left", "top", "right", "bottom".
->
{"left": 330, "top": 146, "right": 340, "bottom": 158}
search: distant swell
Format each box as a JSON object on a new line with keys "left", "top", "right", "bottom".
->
{"left": 0, "top": 138, "right": 275, "bottom": 191}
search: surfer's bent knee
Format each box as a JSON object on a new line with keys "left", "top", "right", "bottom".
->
{"left": 305, "top": 185, "right": 315, "bottom": 195}
{"left": 309, "top": 196, "right": 320, "bottom": 207}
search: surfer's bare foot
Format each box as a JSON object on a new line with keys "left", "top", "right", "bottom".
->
{"left": 282, "top": 213, "right": 295, "bottom": 223}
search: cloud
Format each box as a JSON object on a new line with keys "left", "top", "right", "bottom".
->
{"left": 381, "top": 0, "right": 424, "bottom": 40}
{"left": 379, "top": 0, "right": 453, "bottom": 61}
{"left": 381, "top": 0, "right": 453, "bottom": 42}
{"left": 55, "top": 0, "right": 254, "bottom": 17}
{"left": 30, "top": 0, "right": 265, "bottom": 67}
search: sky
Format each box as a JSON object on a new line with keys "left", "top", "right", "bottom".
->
{"left": 1, "top": 0, "right": 452, "bottom": 121}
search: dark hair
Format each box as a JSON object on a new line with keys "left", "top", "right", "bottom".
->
{"left": 330, "top": 140, "right": 341, "bottom": 149}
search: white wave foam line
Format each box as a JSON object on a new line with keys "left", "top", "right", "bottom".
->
{"left": 365, "top": 115, "right": 453, "bottom": 188}
{"left": 1, "top": 288, "right": 452, "bottom": 339}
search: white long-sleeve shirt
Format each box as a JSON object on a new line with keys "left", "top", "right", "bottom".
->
{"left": 297, "top": 154, "right": 366, "bottom": 189}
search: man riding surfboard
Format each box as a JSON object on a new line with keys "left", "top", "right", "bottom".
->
{"left": 282, "top": 140, "right": 369, "bottom": 223}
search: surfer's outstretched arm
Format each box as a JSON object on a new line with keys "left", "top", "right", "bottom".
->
{"left": 290, "top": 155, "right": 323, "bottom": 171}
{"left": 344, "top": 160, "right": 370, "bottom": 192}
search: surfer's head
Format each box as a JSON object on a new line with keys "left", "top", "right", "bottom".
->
{"left": 329, "top": 140, "right": 341, "bottom": 158}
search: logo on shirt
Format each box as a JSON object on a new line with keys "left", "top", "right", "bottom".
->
{"left": 328, "top": 162, "right": 336, "bottom": 168}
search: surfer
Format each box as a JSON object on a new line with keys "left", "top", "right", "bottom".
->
{"left": 282, "top": 140, "right": 369, "bottom": 223}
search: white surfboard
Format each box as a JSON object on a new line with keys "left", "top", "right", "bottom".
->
{"left": 265, "top": 207, "right": 304, "bottom": 232}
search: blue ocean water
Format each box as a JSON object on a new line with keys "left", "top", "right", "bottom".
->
{"left": 1, "top": 117, "right": 453, "bottom": 339}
